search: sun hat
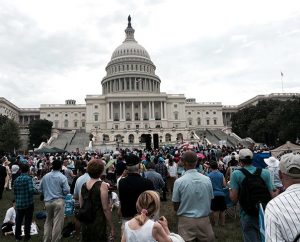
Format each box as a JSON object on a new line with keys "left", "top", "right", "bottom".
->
{"left": 264, "top": 156, "right": 279, "bottom": 167}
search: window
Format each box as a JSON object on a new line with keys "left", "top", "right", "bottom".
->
{"left": 54, "top": 121, "right": 59, "bottom": 128}
{"left": 64, "top": 120, "right": 69, "bottom": 128}
{"left": 145, "top": 124, "right": 148, "bottom": 129}
{"left": 206, "top": 119, "right": 210, "bottom": 125}
{"left": 188, "top": 112, "right": 191, "bottom": 115}
{"left": 174, "top": 104, "right": 177, "bottom": 108}
{"left": 174, "top": 113, "right": 178, "bottom": 120}
{"left": 189, "top": 119, "right": 192, "bottom": 125}
{"left": 197, "top": 112, "right": 200, "bottom": 114}
{"left": 214, "top": 119, "right": 217, "bottom": 125}
{"left": 65, "top": 113, "right": 68, "bottom": 117}
{"left": 115, "top": 125, "right": 119, "bottom": 130}
{"left": 74, "top": 113, "right": 78, "bottom": 117}
{"left": 213, "top": 111, "right": 216, "bottom": 114}
{"left": 94, "top": 115, "right": 98, "bottom": 121}
{"left": 82, "top": 121, "right": 85, "bottom": 128}
{"left": 82, "top": 113, "right": 85, "bottom": 117}
{"left": 74, "top": 121, "right": 78, "bottom": 128}
{"left": 136, "top": 125, "right": 139, "bottom": 129}
{"left": 127, "top": 124, "right": 131, "bottom": 129}
{"left": 206, "top": 111, "right": 209, "bottom": 115}
{"left": 95, "top": 105, "right": 98, "bottom": 109}
{"left": 55, "top": 114, "right": 58, "bottom": 117}
{"left": 197, "top": 118, "right": 201, "bottom": 125}
{"left": 47, "top": 114, "right": 51, "bottom": 117}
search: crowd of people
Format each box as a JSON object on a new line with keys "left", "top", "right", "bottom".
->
{"left": 0, "top": 143, "right": 299, "bottom": 242}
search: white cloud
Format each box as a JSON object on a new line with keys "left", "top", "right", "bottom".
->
{"left": 0, "top": 0, "right": 300, "bottom": 107}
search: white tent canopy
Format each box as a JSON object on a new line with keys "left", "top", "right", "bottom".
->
{"left": 270, "top": 141, "right": 300, "bottom": 159}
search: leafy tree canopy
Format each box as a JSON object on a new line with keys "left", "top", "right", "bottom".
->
{"left": 29, "top": 119, "right": 53, "bottom": 149}
{"left": 0, "top": 114, "right": 20, "bottom": 154}
{"left": 232, "top": 97, "right": 300, "bottom": 146}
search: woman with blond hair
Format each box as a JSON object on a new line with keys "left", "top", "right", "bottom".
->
{"left": 121, "top": 190, "right": 172, "bottom": 242}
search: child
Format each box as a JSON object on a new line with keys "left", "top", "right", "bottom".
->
{"left": 121, "top": 190, "right": 172, "bottom": 242}
{"left": 1, "top": 200, "right": 16, "bottom": 236}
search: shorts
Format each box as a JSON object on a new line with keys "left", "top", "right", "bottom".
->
{"left": 211, "top": 195, "right": 227, "bottom": 211}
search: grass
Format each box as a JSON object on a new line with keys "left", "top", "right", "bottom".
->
{"left": 0, "top": 190, "right": 243, "bottom": 241}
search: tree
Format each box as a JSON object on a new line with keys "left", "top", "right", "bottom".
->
{"left": 29, "top": 119, "right": 53, "bottom": 149}
{"left": 0, "top": 114, "right": 20, "bottom": 154}
{"left": 231, "top": 98, "right": 300, "bottom": 146}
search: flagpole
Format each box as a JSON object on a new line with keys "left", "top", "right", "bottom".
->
{"left": 281, "top": 72, "right": 284, "bottom": 93}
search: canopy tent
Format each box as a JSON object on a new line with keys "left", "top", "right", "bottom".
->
{"left": 34, "top": 147, "right": 55, "bottom": 153}
{"left": 270, "top": 141, "right": 300, "bottom": 159}
{"left": 51, "top": 147, "right": 66, "bottom": 153}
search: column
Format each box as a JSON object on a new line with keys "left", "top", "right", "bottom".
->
{"left": 148, "top": 101, "right": 151, "bottom": 119}
{"left": 106, "top": 103, "right": 109, "bottom": 120}
{"left": 123, "top": 102, "right": 125, "bottom": 120}
{"left": 140, "top": 102, "right": 143, "bottom": 121}
{"left": 160, "top": 101, "right": 163, "bottom": 120}
{"left": 111, "top": 102, "right": 114, "bottom": 120}
{"left": 129, "top": 78, "right": 132, "bottom": 91}
{"left": 118, "top": 79, "right": 121, "bottom": 91}
{"left": 152, "top": 101, "right": 155, "bottom": 119}
{"left": 131, "top": 102, "right": 134, "bottom": 121}
{"left": 119, "top": 102, "right": 122, "bottom": 121}
{"left": 164, "top": 102, "right": 167, "bottom": 119}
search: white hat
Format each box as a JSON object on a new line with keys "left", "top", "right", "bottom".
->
{"left": 264, "top": 156, "right": 279, "bottom": 167}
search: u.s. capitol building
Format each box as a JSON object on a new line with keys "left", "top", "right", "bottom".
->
{"left": 1, "top": 16, "right": 299, "bottom": 150}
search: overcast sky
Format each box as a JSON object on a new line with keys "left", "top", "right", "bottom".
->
{"left": 1, "top": 0, "right": 300, "bottom": 108}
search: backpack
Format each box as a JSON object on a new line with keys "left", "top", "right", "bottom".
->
{"left": 238, "top": 168, "right": 271, "bottom": 216}
{"left": 75, "top": 181, "right": 101, "bottom": 223}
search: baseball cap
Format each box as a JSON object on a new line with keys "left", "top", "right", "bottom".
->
{"left": 239, "top": 149, "right": 253, "bottom": 160}
{"left": 279, "top": 153, "right": 300, "bottom": 178}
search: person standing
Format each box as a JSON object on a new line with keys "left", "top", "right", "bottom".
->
{"left": 155, "top": 157, "right": 168, "bottom": 201}
{"left": 208, "top": 161, "right": 227, "bottom": 226}
{"left": 13, "top": 163, "right": 35, "bottom": 241}
{"left": 229, "top": 149, "right": 275, "bottom": 242}
{"left": 118, "top": 153, "right": 154, "bottom": 233}
{"left": 265, "top": 153, "right": 300, "bottom": 242}
{"left": 144, "top": 162, "right": 165, "bottom": 194}
{"left": 172, "top": 151, "right": 215, "bottom": 242}
{"left": 80, "top": 159, "right": 115, "bottom": 242}
{"left": 0, "top": 158, "right": 7, "bottom": 199}
{"left": 39, "top": 159, "right": 70, "bottom": 242}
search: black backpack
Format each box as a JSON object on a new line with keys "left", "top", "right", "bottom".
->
{"left": 238, "top": 168, "right": 271, "bottom": 216}
{"left": 75, "top": 181, "right": 101, "bottom": 223}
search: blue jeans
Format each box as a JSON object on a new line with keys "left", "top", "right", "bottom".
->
{"left": 240, "top": 215, "right": 260, "bottom": 242}
{"left": 15, "top": 203, "right": 34, "bottom": 240}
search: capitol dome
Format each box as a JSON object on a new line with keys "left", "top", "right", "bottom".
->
{"left": 101, "top": 16, "right": 161, "bottom": 95}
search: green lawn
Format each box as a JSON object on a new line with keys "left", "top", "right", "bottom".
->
{"left": 0, "top": 190, "right": 243, "bottom": 241}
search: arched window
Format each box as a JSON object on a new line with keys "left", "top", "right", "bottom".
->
{"left": 129, "top": 134, "right": 134, "bottom": 143}
{"left": 64, "top": 120, "right": 68, "bottom": 128}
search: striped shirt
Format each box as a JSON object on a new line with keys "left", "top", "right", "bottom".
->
{"left": 13, "top": 173, "right": 34, "bottom": 209}
{"left": 265, "top": 183, "right": 300, "bottom": 242}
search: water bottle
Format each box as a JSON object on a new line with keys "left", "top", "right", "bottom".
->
{"left": 65, "top": 194, "right": 74, "bottom": 216}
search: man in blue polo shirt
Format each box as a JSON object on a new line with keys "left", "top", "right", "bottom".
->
{"left": 172, "top": 151, "right": 215, "bottom": 242}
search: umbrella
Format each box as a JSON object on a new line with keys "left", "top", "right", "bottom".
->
{"left": 197, "top": 153, "right": 205, "bottom": 159}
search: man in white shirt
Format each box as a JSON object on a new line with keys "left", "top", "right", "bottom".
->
{"left": 265, "top": 153, "right": 300, "bottom": 242}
